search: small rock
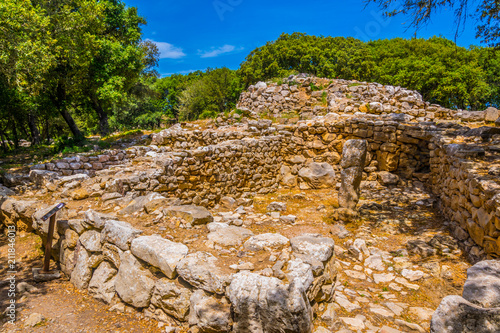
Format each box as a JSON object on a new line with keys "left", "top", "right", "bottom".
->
{"left": 25, "top": 313, "right": 44, "bottom": 327}
{"left": 401, "top": 269, "right": 424, "bottom": 281}
{"left": 266, "top": 202, "right": 287, "bottom": 212}
{"left": 373, "top": 273, "right": 395, "bottom": 284}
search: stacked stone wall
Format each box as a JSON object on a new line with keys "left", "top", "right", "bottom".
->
{"left": 31, "top": 149, "right": 130, "bottom": 177}
{"left": 238, "top": 76, "right": 499, "bottom": 124}
{"left": 429, "top": 140, "right": 500, "bottom": 259}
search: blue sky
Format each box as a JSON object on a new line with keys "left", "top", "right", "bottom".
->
{"left": 125, "top": 0, "right": 482, "bottom": 76}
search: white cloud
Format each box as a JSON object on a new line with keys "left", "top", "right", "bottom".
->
{"left": 147, "top": 39, "right": 186, "bottom": 59}
{"left": 199, "top": 44, "right": 241, "bottom": 58}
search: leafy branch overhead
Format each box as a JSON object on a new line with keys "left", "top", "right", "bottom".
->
{"left": 365, "top": 0, "right": 500, "bottom": 46}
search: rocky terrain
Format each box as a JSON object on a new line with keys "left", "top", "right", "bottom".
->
{"left": 1, "top": 75, "right": 500, "bottom": 333}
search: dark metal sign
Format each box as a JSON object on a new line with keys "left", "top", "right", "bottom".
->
{"left": 41, "top": 203, "right": 66, "bottom": 221}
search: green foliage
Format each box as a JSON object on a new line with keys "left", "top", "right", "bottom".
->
{"left": 0, "top": 0, "right": 160, "bottom": 149}
{"left": 239, "top": 33, "right": 370, "bottom": 85}
{"left": 176, "top": 68, "right": 243, "bottom": 121}
{"left": 52, "top": 136, "right": 88, "bottom": 154}
{"left": 321, "top": 91, "right": 328, "bottom": 106}
{"left": 239, "top": 33, "right": 499, "bottom": 110}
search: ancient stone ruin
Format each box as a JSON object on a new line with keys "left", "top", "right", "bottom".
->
{"left": 2, "top": 75, "right": 500, "bottom": 332}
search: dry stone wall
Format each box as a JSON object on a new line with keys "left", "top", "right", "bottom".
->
{"left": 238, "top": 76, "right": 500, "bottom": 124}
{"left": 152, "top": 136, "right": 284, "bottom": 206}
{"left": 429, "top": 137, "right": 500, "bottom": 261}
{"left": 31, "top": 149, "right": 130, "bottom": 177}
{"left": 144, "top": 113, "right": 434, "bottom": 206}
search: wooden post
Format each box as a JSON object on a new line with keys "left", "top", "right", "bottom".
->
{"left": 42, "top": 214, "right": 56, "bottom": 273}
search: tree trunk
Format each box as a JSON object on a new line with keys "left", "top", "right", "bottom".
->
{"left": 43, "top": 116, "right": 50, "bottom": 144}
{"left": 59, "top": 108, "right": 83, "bottom": 139}
{"left": 28, "top": 113, "right": 41, "bottom": 145}
{"left": 56, "top": 83, "right": 83, "bottom": 139}
{"left": 10, "top": 115, "right": 18, "bottom": 149}
{"left": 91, "top": 96, "right": 110, "bottom": 136}
{"left": 0, "top": 127, "right": 9, "bottom": 152}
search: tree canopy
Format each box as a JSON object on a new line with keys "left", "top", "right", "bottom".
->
{"left": 0, "top": 0, "right": 160, "bottom": 150}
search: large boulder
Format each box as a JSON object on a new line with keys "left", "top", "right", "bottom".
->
{"left": 70, "top": 247, "right": 92, "bottom": 290}
{"left": 340, "top": 139, "right": 368, "bottom": 169}
{"left": 29, "top": 170, "right": 59, "bottom": 187}
{"left": 290, "top": 233, "right": 337, "bottom": 302}
{"left": 377, "top": 171, "right": 400, "bottom": 186}
{"left": 462, "top": 260, "right": 500, "bottom": 308}
{"left": 114, "top": 251, "right": 156, "bottom": 308}
{"left": 298, "top": 162, "right": 336, "bottom": 189}
{"left": 338, "top": 139, "right": 367, "bottom": 210}
{"left": 0, "top": 184, "right": 14, "bottom": 197}
{"left": 290, "top": 233, "right": 335, "bottom": 264}
{"left": 118, "top": 192, "right": 166, "bottom": 215}
{"left": 88, "top": 261, "right": 117, "bottom": 304}
{"left": 1, "top": 199, "right": 38, "bottom": 231}
{"left": 243, "top": 233, "right": 289, "bottom": 251}
{"left": 164, "top": 205, "right": 213, "bottom": 225}
{"left": 151, "top": 278, "right": 192, "bottom": 321}
{"left": 431, "top": 295, "right": 500, "bottom": 333}
{"left": 189, "top": 290, "right": 232, "bottom": 332}
{"left": 101, "top": 220, "right": 142, "bottom": 251}
{"left": 226, "top": 271, "right": 313, "bottom": 333}
{"left": 79, "top": 230, "right": 102, "bottom": 252}
{"left": 130, "top": 235, "right": 188, "bottom": 279}
{"left": 83, "top": 209, "right": 116, "bottom": 229}
{"left": 431, "top": 260, "right": 500, "bottom": 333}
{"left": 177, "top": 252, "right": 231, "bottom": 294}
{"left": 485, "top": 107, "right": 500, "bottom": 122}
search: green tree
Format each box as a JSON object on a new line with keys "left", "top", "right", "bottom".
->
{"left": 366, "top": 37, "right": 493, "bottom": 109}
{"left": 155, "top": 71, "right": 204, "bottom": 119}
{"left": 0, "top": 0, "right": 54, "bottom": 147}
{"left": 178, "top": 68, "right": 243, "bottom": 121}
{"left": 82, "top": 1, "right": 159, "bottom": 136}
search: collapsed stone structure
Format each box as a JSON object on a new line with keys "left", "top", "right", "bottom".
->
{"left": 237, "top": 76, "right": 500, "bottom": 123}
{"left": 2, "top": 75, "right": 500, "bottom": 332}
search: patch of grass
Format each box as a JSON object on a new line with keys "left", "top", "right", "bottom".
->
{"left": 310, "top": 82, "right": 326, "bottom": 91}
{"left": 271, "top": 78, "right": 284, "bottom": 85}
{"left": 348, "top": 82, "right": 362, "bottom": 87}
{"left": 102, "top": 129, "right": 143, "bottom": 143}
{"left": 199, "top": 109, "right": 220, "bottom": 120}
{"left": 260, "top": 109, "right": 277, "bottom": 123}
{"left": 321, "top": 91, "right": 328, "bottom": 106}
{"left": 281, "top": 111, "right": 300, "bottom": 119}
